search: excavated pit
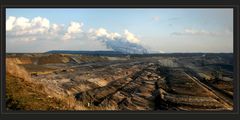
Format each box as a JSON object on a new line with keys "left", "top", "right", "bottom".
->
{"left": 6, "top": 53, "right": 234, "bottom": 111}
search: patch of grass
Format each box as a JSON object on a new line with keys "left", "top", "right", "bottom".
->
{"left": 21, "top": 64, "right": 56, "bottom": 73}
{"left": 6, "top": 73, "right": 75, "bottom": 111}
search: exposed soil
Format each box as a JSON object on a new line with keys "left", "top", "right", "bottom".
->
{"left": 6, "top": 53, "right": 234, "bottom": 111}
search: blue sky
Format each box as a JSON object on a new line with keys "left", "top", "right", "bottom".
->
{"left": 6, "top": 8, "right": 233, "bottom": 53}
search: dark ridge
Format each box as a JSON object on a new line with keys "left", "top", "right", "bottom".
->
{"left": 46, "top": 50, "right": 233, "bottom": 56}
{"left": 46, "top": 50, "right": 126, "bottom": 56}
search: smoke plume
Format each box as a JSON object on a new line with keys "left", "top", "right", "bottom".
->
{"left": 89, "top": 28, "right": 148, "bottom": 54}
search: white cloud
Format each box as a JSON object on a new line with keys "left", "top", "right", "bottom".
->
{"left": 6, "top": 16, "right": 51, "bottom": 36}
{"left": 51, "top": 24, "right": 59, "bottom": 31}
{"left": 67, "top": 22, "right": 83, "bottom": 34}
{"left": 15, "top": 17, "right": 31, "bottom": 29}
{"left": 6, "top": 16, "right": 147, "bottom": 53}
{"left": 7, "top": 16, "right": 50, "bottom": 32}
{"left": 6, "top": 16, "right": 65, "bottom": 43}
{"left": 6, "top": 16, "right": 141, "bottom": 44}
{"left": 49, "top": 24, "right": 63, "bottom": 35}
{"left": 89, "top": 28, "right": 140, "bottom": 43}
{"left": 6, "top": 16, "right": 16, "bottom": 31}
{"left": 91, "top": 28, "right": 121, "bottom": 40}
{"left": 6, "top": 16, "right": 86, "bottom": 42}
{"left": 124, "top": 30, "right": 140, "bottom": 43}
{"left": 63, "top": 21, "right": 83, "bottom": 41}
{"left": 31, "top": 16, "right": 50, "bottom": 29}
{"left": 95, "top": 28, "right": 108, "bottom": 37}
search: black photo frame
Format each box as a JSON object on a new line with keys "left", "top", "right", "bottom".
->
{"left": 0, "top": 0, "right": 239, "bottom": 120}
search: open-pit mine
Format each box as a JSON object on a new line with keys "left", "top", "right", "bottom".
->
{"left": 6, "top": 53, "right": 234, "bottom": 111}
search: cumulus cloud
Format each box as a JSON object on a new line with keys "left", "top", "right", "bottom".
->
{"left": 31, "top": 16, "right": 50, "bottom": 29}
{"left": 14, "top": 17, "right": 31, "bottom": 30}
{"left": 90, "top": 28, "right": 121, "bottom": 40}
{"left": 89, "top": 28, "right": 140, "bottom": 43}
{"left": 6, "top": 16, "right": 16, "bottom": 31}
{"left": 6, "top": 16, "right": 148, "bottom": 54}
{"left": 63, "top": 22, "right": 83, "bottom": 41}
{"left": 7, "top": 16, "right": 87, "bottom": 43}
{"left": 6, "top": 16, "right": 55, "bottom": 42}
{"left": 124, "top": 30, "right": 140, "bottom": 43}
{"left": 6, "top": 16, "right": 75, "bottom": 43}
{"left": 6, "top": 16, "right": 53, "bottom": 39}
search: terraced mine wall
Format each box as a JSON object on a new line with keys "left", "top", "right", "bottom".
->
{"left": 6, "top": 53, "right": 234, "bottom": 111}
{"left": 6, "top": 58, "right": 31, "bottom": 80}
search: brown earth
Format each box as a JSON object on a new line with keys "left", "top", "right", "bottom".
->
{"left": 5, "top": 53, "right": 234, "bottom": 111}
